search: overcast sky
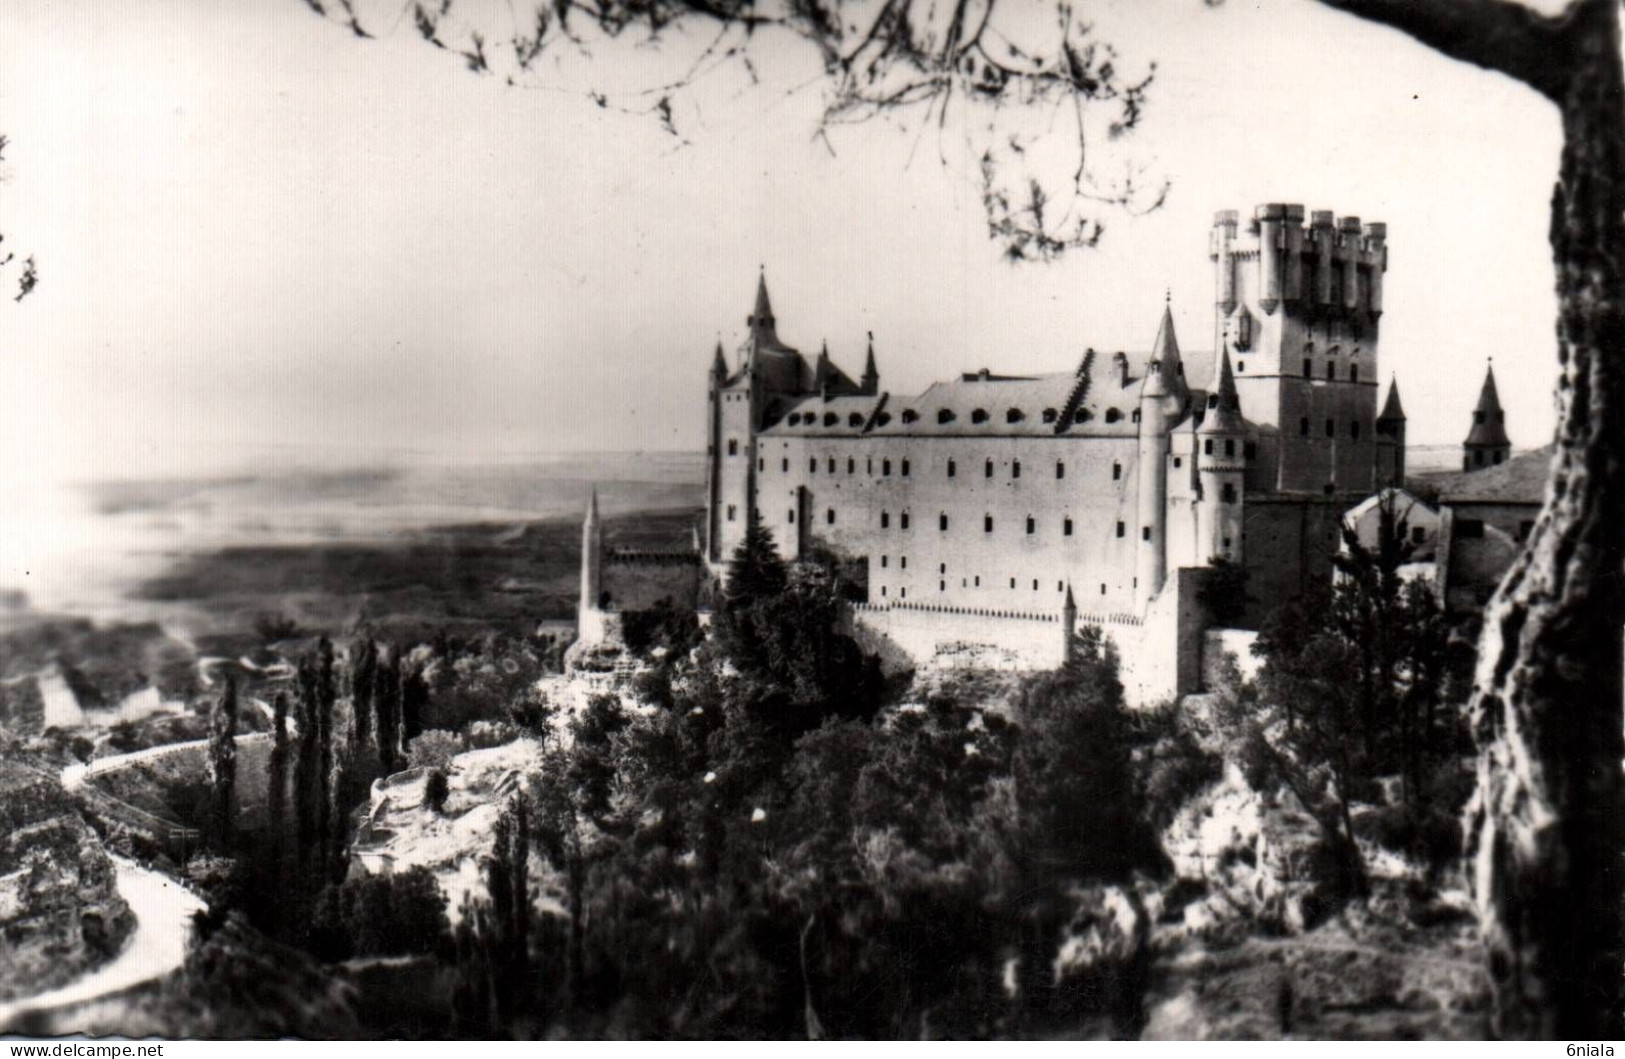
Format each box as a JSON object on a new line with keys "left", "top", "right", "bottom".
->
{"left": 0, "top": 0, "right": 1564, "bottom": 487}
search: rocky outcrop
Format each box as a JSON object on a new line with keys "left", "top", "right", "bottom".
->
{"left": 1160, "top": 768, "right": 1344, "bottom": 936}
{"left": 0, "top": 812, "right": 135, "bottom": 1002}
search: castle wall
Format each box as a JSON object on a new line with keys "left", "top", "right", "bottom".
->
{"left": 599, "top": 555, "right": 703, "bottom": 613}
{"left": 1240, "top": 495, "right": 1347, "bottom": 624}
{"left": 754, "top": 433, "right": 1145, "bottom": 614}
{"left": 846, "top": 602, "right": 1066, "bottom": 674}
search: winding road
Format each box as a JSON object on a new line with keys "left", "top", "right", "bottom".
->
{"left": 0, "top": 855, "right": 204, "bottom": 1032}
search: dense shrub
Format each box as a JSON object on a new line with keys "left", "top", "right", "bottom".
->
{"left": 406, "top": 730, "right": 464, "bottom": 771}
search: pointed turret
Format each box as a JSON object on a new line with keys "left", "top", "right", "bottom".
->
{"left": 1198, "top": 348, "right": 1244, "bottom": 435}
{"left": 1376, "top": 377, "right": 1408, "bottom": 488}
{"left": 1378, "top": 378, "right": 1406, "bottom": 425}
{"left": 749, "top": 269, "right": 776, "bottom": 333}
{"left": 710, "top": 338, "right": 728, "bottom": 381}
{"left": 1061, "top": 582, "right": 1078, "bottom": 666}
{"left": 580, "top": 485, "right": 604, "bottom": 624}
{"left": 861, "top": 332, "right": 879, "bottom": 395}
{"left": 1463, "top": 362, "right": 1511, "bottom": 470}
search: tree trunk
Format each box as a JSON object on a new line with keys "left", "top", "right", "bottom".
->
{"left": 1464, "top": 0, "right": 1625, "bottom": 1038}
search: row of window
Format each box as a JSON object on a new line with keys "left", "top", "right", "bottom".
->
{"left": 780, "top": 406, "right": 1126, "bottom": 430}
{"left": 1297, "top": 418, "right": 1368, "bottom": 439}
{"left": 1303, "top": 359, "right": 1360, "bottom": 382}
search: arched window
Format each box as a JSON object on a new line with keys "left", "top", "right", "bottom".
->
{"left": 876, "top": 412, "right": 892, "bottom": 426}
{"left": 902, "top": 409, "right": 919, "bottom": 424}
{"left": 788, "top": 413, "right": 800, "bottom": 425}
{"left": 1006, "top": 408, "right": 1024, "bottom": 423}
{"left": 1056, "top": 461, "right": 1065, "bottom": 479}
{"left": 971, "top": 408, "right": 989, "bottom": 424}
{"left": 937, "top": 408, "right": 956, "bottom": 424}
{"left": 1303, "top": 359, "right": 1313, "bottom": 377}
{"left": 1105, "top": 408, "right": 1122, "bottom": 424}
{"left": 882, "top": 459, "right": 892, "bottom": 476}
{"left": 1042, "top": 408, "right": 1058, "bottom": 423}
{"left": 1075, "top": 408, "right": 1093, "bottom": 423}
{"left": 849, "top": 412, "right": 864, "bottom": 427}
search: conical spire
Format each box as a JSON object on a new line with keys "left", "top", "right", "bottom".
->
{"left": 1152, "top": 301, "right": 1181, "bottom": 367}
{"left": 861, "top": 331, "right": 879, "bottom": 394}
{"left": 1198, "top": 348, "right": 1244, "bottom": 435}
{"left": 710, "top": 338, "right": 728, "bottom": 378}
{"left": 749, "top": 268, "right": 775, "bottom": 331}
{"left": 1378, "top": 378, "right": 1406, "bottom": 422}
{"left": 1064, "top": 583, "right": 1076, "bottom": 611}
{"left": 585, "top": 485, "right": 600, "bottom": 523}
{"left": 1465, "top": 362, "right": 1510, "bottom": 447}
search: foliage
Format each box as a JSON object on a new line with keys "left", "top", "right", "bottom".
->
{"left": 406, "top": 729, "right": 465, "bottom": 771}
{"left": 311, "top": 867, "right": 452, "bottom": 961}
{"left": 422, "top": 633, "right": 545, "bottom": 732}
{"left": 619, "top": 597, "right": 702, "bottom": 659}
{"left": 206, "top": 676, "right": 239, "bottom": 851}
{"left": 424, "top": 768, "right": 450, "bottom": 814}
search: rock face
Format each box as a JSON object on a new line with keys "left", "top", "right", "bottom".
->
{"left": 0, "top": 807, "right": 135, "bottom": 1002}
{"left": 1160, "top": 768, "right": 1339, "bottom": 936}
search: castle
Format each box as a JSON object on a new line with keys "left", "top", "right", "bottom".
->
{"left": 582, "top": 204, "right": 1410, "bottom": 703}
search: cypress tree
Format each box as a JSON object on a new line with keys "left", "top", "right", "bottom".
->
{"left": 207, "top": 676, "right": 239, "bottom": 851}
{"left": 724, "top": 508, "right": 787, "bottom": 607}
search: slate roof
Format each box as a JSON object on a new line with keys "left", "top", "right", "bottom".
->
{"left": 759, "top": 348, "right": 1219, "bottom": 439}
{"left": 1434, "top": 445, "right": 1552, "bottom": 505}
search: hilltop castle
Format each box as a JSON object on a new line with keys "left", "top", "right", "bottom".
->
{"left": 579, "top": 204, "right": 1412, "bottom": 703}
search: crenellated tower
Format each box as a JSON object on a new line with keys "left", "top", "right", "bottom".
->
{"left": 1210, "top": 204, "right": 1388, "bottom": 496}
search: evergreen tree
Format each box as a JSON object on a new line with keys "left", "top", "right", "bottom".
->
{"left": 348, "top": 639, "right": 377, "bottom": 765}
{"left": 400, "top": 659, "right": 429, "bottom": 747}
{"left": 723, "top": 508, "right": 786, "bottom": 607}
{"left": 207, "top": 676, "right": 239, "bottom": 851}
{"left": 374, "top": 647, "right": 401, "bottom": 775}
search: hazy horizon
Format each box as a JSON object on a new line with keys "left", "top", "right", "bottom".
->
{"left": 0, "top": 0, "right": 1568, "bottom": 491}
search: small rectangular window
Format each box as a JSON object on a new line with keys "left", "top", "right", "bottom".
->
{"left": 901, "top": 512, "right": 910, "bottom": 529}
{"left": 1142, "top": 526, "right": 1152, "bottom": 541}
{"left": 1174, "top": 457, "right": 1183, "bottom": 468}
{"left": 883, "top": 459, "right": 892, "bottom": 476}
{"left": 759, "top": 458, "right": 765, "bottom": 471}
{"left": 1299, "top": 417, "right": 1310, "bottom": 437}
{"left": 1025, "top": 516, "right": 1035, "bottom": 535}
{"left": 900, "top": 557, "right": 907, "bottom": 569}
{"left": 1204, "top": 439, "right": 1214, "bottom": 456}
{"left": 810, "top": 458, "right": 817, "bottom": 473}
{"left": 984, "top": 515, "right": 994, "bottom": 533}
{"left": 1304, "top": 359, "right": 1313, "bottom": 377}
{"left": 1112, "top": 462, "right": 1122, "bottom": 481}
{"left": 901, "top": 459, "right": 911, "bottom": 476}
{"left": 1224, "top": 439, "right": 1235, "bottom": 457}
{"left": 728, "top": 439, "right": 739, "bottom": 456}
{"left": 1326, "top": 363, "right": 1336, "bottom": 380}
{"left": 727, "top": 505, "right": 737, "bottom": 521}
{"left": 848, "top": 458, "right": 855, "bottom": 474}
{"left": 826, "top": 508, "right": 836, "bottom": 525}
{"left": 1221, "top": 483, "right": 1237, "bottom": 503}
{"left": 939, "top": 580, "right": 946, "bottom": 592}
{"left": 1012, "top": 460, "right": 1021, "bottom": 479}
{"left": 947, "top": 459, "right": 957, "bottom": 478}
{"left": 782, "top": 458, "right": 789, "bottom": 472}
{"left": 1064, "top": 518, "right": 1074, "bottom": 536}
{"left": 867, "top": 458, "right": 873, "bottom": 474}
{"left": 882, "top": 555, "right": 888, "bottom": 568}
{"left": 881, "top": 511, "right": 890, "bottom": 529}
{"left": 1116, "top": 521, "right": 1125, "bottom": 538}
{"left": 940, "top": 513, "right": 949, "bottom": 531}
{"left": 1325, "top": 419, "right": 1335, "bottom": 437}
{"left": 787, "top": 509, "right": 795, "bottom": 524}
{"left": 1056, "top": 461, "right": 1065, "bottom": 479}
{"left": 1009, "top": 578, "right": 1016, "bottom": 589}
{"left": 1411, "top": 526, "right": 1427, "bottom": 544}
{"left": 985, "top": 460, "right": 993, "bottom": 478}
{"left": 828, "top": 457, "right": 836, "bottom": 473}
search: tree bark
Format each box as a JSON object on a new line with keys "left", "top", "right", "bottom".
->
{"left": 1460, "top": 0, "right": 1625, "bottom": 1038}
